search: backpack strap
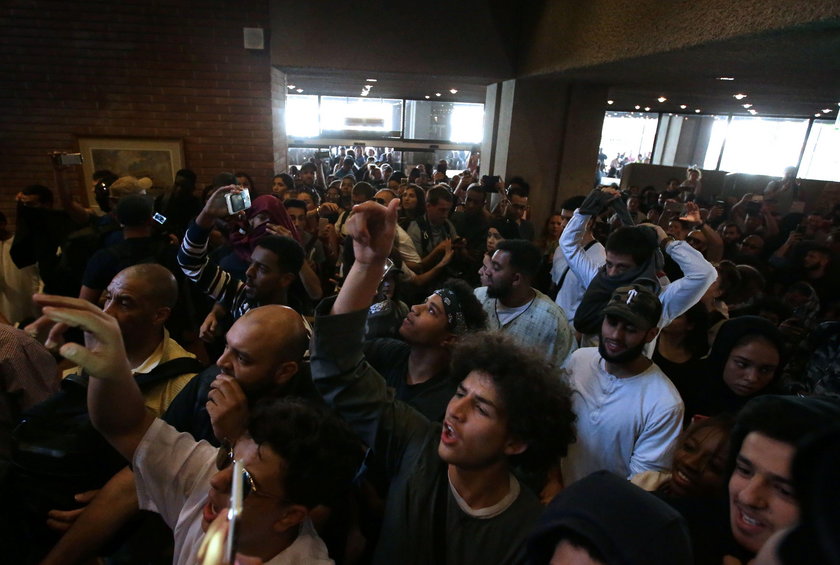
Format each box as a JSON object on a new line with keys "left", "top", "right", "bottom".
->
{"left": 133, "top": 357, "right": 204, "bottom": 389}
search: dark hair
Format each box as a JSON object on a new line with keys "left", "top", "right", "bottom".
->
{"left": 605, "top": 226, "right": 658, "bottom": 266}
{"left": 351, "top": 181, "right": 376, "bottom": 201}
{"left": 450, "top": 332, "right": 576, "bottom": 473}
{"left": 426, "top": 186, "right": 454, "bottom": 205}
{"left": 213, "top": 172, "right": 238, "bottom": 189}
{"left": 727, "top": 396, "right": 840, "bottom": 476}
{"left": 115, "top": 194, "right": 153, "bottom": 227}
{"left": 708, "top": 316, "right": 784, "bottom": 387}
{"left": 283, "top": 199, "right": 307, "bottom": 213}
{"left": 93, "top": 170, "right": 119, "bottom": 187}
{"left": 249, "top": 398, "right": 363, "bottom": 508}
{"left": 255, "top": 235, "right": 305, "bottom": 274}
{"left": 299, "top": 188, "right": 321, "bottom": 206}
{"left": 299, "top": 162, "right": 317, "bottom": 174}
{"left": 506, "top": 184, "right": 529, "bottom": 199}
{"left": 274, "top": 173, "right": 295, "bottom": 192}
{"left": 488, "top": 219, "right": 520, "bottom": 241}
{"left": 22, "top": 184, "right": 54, "bottom": 206}
{"left": 439, "top": 278, "right": 488, "bottom": 332}
{"left": 715, "top": 260, "right": 741, "bottom": 297}
{"left": 389, "top": 171, "right": 406, "bottom": 184}
{"left": 681, "top": 303, "right": 711, "bottom": 358}
{"left": 234, "top": 172, "right": 255, "bottom": 191}
{"left": 401, "top": 184, "right": 426, "bottom": 214}
{"left": 495, "top": 239, "right": 543, "bottom": 279}
{"left": 560, "top": 195, "right": 586, "bottom": 211}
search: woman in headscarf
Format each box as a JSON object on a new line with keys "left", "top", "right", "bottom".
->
{"left": 681, "top": 316, "right": 785, "bottom": 421}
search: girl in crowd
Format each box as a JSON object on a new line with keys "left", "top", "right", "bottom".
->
{"left": 682, "top": 316, "right": 784, "bottom": 421}
{"left": 632, "top": 414, "right": 734, "bottom": 499}
{"left": 479, "top": 220, "right": 520, "bottom": 286}
{"left": 271, "top": 173, "right": 295, "bottom": 200}
{"left": 397, "top": 184, "right": 426, "bottom": 229}
{"left": 653, "top": 303, "right": 710, "bottom": 397}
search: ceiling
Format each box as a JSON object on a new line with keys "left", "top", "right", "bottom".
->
{"left": 281, "top": 18, "right": 840, "bottom": 119}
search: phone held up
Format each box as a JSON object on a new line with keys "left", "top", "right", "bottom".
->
{"left": 225, "top": 188, "right": 252, "bottom": 215}
{"left": 226, "top": 460, "right": 245, "bottom": 564}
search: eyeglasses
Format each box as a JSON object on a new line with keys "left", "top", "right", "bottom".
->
{"left": 216, "top": 439, "right": 285, "bottom": 501}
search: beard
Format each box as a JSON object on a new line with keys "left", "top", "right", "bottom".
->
{"left": 486, "top": 279, "right": 513, "bottom": 299}
{"left": 598, "top": 337, "right": 647, "bottom": 364}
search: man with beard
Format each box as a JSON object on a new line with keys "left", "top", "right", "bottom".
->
{"left": 561, "top": 283, "right": 684, "bottom": 485}
{"left": 475, "top": 239, "right": 574, "bottom": 366}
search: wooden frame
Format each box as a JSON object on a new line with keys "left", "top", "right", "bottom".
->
{"left": 77, "top": 137, "right": 185, "bottom": 200}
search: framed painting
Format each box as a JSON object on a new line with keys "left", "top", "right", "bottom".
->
{"left": 77, "top": 137, "right": 185, "bottom": 200}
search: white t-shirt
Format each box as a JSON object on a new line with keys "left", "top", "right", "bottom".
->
{"left": 494, "top": 298, "right": 535, "bottom": 326}
{"left": 134, "top": 418, "right": 333, "bottom": 565}
{"left": 561, "top": 348, "right": 684, "bottom": 485}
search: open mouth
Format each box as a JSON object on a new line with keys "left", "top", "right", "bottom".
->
{"left": 440, "top": 421, "right": 457, "bottom": 446}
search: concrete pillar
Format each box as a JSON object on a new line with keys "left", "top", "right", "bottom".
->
{"left": 483, "top": 78, "right": 608, "bottom": 232}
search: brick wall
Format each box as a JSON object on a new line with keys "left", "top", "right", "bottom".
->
{"left": 0, "top": 0, "right": 273, "bottom": 226}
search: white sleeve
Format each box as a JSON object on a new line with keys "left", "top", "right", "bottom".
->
{"left": 560, "top": 211, "right": 602, "bottom": 289}
{"left": 394, "top": 225, "right": 422, "bottom": 264}
{"left": 657, "top": 240, "right": 717, "bottom": 327}
{"left": 628, "top": 403, "right": 684, "bottom": 477}
{"left": 133, "top": 418, "right": 217, "bottom": 528}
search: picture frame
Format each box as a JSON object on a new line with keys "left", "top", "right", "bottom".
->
{"left": 77, "top": 137, "right": 185, "bottom": 201}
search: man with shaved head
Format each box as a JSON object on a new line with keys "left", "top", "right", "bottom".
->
{"left": 40, "top": 302, "right": 316, "bottom": 565}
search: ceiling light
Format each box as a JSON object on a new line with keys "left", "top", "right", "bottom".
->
{"left": 679, "top": 104, "right": 687, "bottom": 109}
{"left": 657, "top": 96, "right": 667, "bottom": 103}
{"left": 607, "top": 100, "right": 614, "bottom": 105}
{"left": 733, "top": 93, "right": 747, "bottom": 100}
{"left": 365, "top": 78, "right": 377, "bottom": 82}
{"left": 287, "top": 85, "right": 296, "bottom": 89}
{"left": 695, "top": 109, "right": 701, "bottom": 113}
{"left": 815, "top": 113, "right": 822, "bottom": 117}
{"left": 717, "top": 77, "right": 735, "bottom": 81}
{"left": 363, "top": 84, "right": 372, "bottom": 90}
{"left": 634, "top": 105, "right": 640, "bottom": 110}
{"left": 361, "top": 91, "right": 368, "bottom": 97}
{"left": 742, "top": 103, "right": 752, "bottom": 108}
{"left": 821, "top": 108, "right": 832, "bottom": 113}
{"left": 449, "top": 89, "right": 458, "bottom": 94}
{"left": 748, "top": 109, "right": 758, "bottom": 115}
{"left": 296, "top": 88, "right": 303, "bottom": 93}
{"left": 435, "top": 93, "right": 441, "bottom": 97}
{"left": 644, "top": 106, "right": 651, "bottom": 111}
{"left": 424, "top": 95, "right": 430, "bottom": 99}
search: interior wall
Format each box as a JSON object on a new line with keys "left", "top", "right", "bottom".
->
{"left": 0, "top": 0, "right": 274, "bottom": 225}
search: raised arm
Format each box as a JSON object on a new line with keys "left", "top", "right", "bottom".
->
{"left": 656, "top": 229, "right": 717, "bottom": 327}
{"left": 34, "top": 294, "right": 152, "bottom": 461}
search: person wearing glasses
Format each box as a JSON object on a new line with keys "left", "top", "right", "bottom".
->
{"left": 32, "top": 294, "right": 363, "bottom": 565}
{"left": 502, "top": 183, "right": 535, "bottom": 242}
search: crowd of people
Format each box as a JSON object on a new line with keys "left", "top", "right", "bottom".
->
{"left": 0, "top": 152, "right": 839, "bottom": 565}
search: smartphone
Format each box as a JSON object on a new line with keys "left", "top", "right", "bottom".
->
{"left": 664, "top": 201, "right": 685, "bottom": 215}
{"left": 153, "top": 212, "right": 167, "bottom": 225}
{"left": 226, "top": 460, "right": 245, "bottom": 564}
{"left": 751, "top": 195, "right": 764, "bottom": 203}
{"left": 225, "top": 188, "right": 251, "bottom": 215}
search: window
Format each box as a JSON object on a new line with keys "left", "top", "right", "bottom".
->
{"left": 799, "top": 120, "right": 840, "bottom": 182}
{"left": 599, "top": 111, "right": 658, "bottom": 169}
{"left": 405, "top": 101, "right": 484, "bottom": 143}
{"left": 320, "top": 96, "right": 402, "bottom": 137}
{"left": 285, "top": 95, "right": 319, "bottom": 138}
{"left": 652, "top": 114, "right": 729, "bottom": 169}
{"left": 718, "top": 116, "right": 810, "bottom": 176}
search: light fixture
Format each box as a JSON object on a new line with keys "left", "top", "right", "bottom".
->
{"left": 733, "top": 93, "right": 747, "bottom": 100}
{"left": 287, "top": 85, "right": 296, "bottom": 89}
{"left": 296, "top": 88, "right": 303, "bottom": 93}
{"left": 644, "top": 106, "right": 651, "bottom": 111}
{"left": 742, "top": 103, "right": 752, "bottom": 109}
{"left": 748, "top": 109, "right": 758, "bottom": 115}
{"left": 634, "top": 105, "right": 641, "bottom": 110}
{"left": 717, "top": 77, "right": 735, "bottom": 81}
{"left": 360, "top": 91, "right": 368, "bottom": 97}
{"left": 607, "top": 100, "right": 614, "bottom": 105}
{"left": 424, "top": 95, "right": 430, "bottom": 99}
{"left": 365, "top": 78, "right": 377, "bottom": 82}
{"left": 657, "top": 96, "right": 667, "bottom": 103}
{"left": 435, "top": 93, "right": 441, "bottom": 97}
{"left": 822, "top": 108, "right": 832, "bottom": 113}
{"left": 679, "top": 104, "right": 687, "bottom": 109}
{"left": 815, "top": 113, "right": 822, "bottom": 117}
{"left": 695, "top": 109, "right": 701, "bottom": 113}
{"left": 449, "top": 89, "right": 458, "bottom": 94}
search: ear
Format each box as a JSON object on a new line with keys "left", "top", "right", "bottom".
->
{"left": 439, "top": 333, "right": 459, "bottom": 349}
{"left": 279, "top": 272, "right": 296, "bottom": 288}
{"left": 153, "top": 306, "right": 172, "bottom": 326}
{"left": 272, "top": 361, "right": 299, "bottom": 387}
{"left": 644, "top": 326, "right": 660, "bottom": 344}
{"left": 504, "top": 437, "right": 528, "bottom": 457}
{"left": 271, "top": 504, "right": 308, "bottom": 534}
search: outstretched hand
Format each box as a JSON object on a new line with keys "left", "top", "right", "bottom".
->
{"left": 345, "top": 198, "right": 399, "bottom": 267}
{"left": 31, "top": 294, "right": 131, "bottom": 382}
{"left": 197, "top": 185, "right": 244, "bottom": 228}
